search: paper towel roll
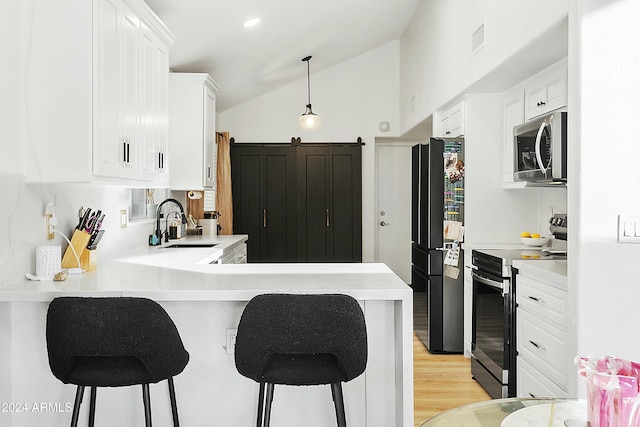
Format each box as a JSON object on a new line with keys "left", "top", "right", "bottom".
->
{"left": 36, "top": 246, "right": 61, "bottom": 279}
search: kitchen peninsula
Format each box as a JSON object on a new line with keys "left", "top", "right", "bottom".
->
{"left": 0, "top": 240, "right": 413, "bottom": 427}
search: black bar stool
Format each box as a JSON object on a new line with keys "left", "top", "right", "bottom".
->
{"left": 46, "top": 297, "right": 189, "bottom": 427}
{"left": 234, "top": 293, "right": 368, "bottom": 427}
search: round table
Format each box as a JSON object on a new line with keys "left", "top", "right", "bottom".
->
{"left": 419, "top": 398, "right": 587, "bottom": 427}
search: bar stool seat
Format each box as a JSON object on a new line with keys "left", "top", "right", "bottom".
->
{"left": 235, "top": 293, "right": 368, "bottom": 427}
{"left": 46, "top": 297, "right": 189, "bottom": 427}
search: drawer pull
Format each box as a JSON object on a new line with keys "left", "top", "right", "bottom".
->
{"left": 529, "top": 340, "right": 546, "bottom": 350}
{"left": 529, "top": 392, "right": 537, "bottom": 398}
{"left": 527, "top": 295, "right": 544, "bottom": 303}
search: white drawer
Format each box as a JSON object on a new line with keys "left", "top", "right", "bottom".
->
{"left": 517, "top": 356, "right": 567, "bottom": 398}
{"left": 517, "top": 308, "right": 568, "bottom": 388}
{"left": 516, "top": 274, "right": 567, "bottom": 330}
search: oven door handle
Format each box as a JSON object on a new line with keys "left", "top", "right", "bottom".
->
{"left": 472, "top": 270, "right": 509, "bottom": 295}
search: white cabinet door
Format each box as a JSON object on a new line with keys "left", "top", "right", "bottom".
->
{"left": 93, "top": 0, "right": 125, "bottom": 178}
{"left": 524, "top": 62, "right": 567, "bottom": 121}
{"left": 140, "top": 21, "right": 158, "bottom": 181}
{"left": 23, "top": 0, "right": 174, "bottom": 185}
{"left": 155, "top": 42, "right": 170, "bottom": 183}
{"left": 203, "top": 85, "right": 217, "bottom": 188}
{"left": 434, "top": 101, "right": 465, "bottom": 138}
{"left": 139, "top": 22, "right": 170, "bottom": 183}
{"left": 168, "top": 73, "right": 219, "bottom": 190}
{"left": 120, "top": 2, "right": 141, "bottom": 179}
{"left": 518, "top": 356, "right": 567, "bottom": 398}
{"left": 515, "top": 270, "right": 568, "bottom": 397}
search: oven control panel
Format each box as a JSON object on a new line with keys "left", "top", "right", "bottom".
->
{"left": 549, "top": 213, "right": 567, "bottom": 240}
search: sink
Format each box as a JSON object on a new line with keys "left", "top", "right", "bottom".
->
{"left": 161, "top": 243, "right": 218, "bottom": 249}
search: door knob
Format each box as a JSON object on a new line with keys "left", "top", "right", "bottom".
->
{"left": 380, "top": 221, "right": 389, "bottom": 226}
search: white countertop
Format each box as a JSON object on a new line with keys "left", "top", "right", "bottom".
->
{"left": 114, "top": 234, "right": 248, "bottom": 267}
{"left": 512, "top": 259, "right": 567, "bottom": 288}
{"left": 0, "top": 232, "right": 411, "bottom": 302}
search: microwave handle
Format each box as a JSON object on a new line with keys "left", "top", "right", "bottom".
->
{"left": 535, "top": 120, "right": 547, "bottom": 174}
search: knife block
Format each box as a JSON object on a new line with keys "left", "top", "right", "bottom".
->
{"left": 80, "top": 249, "right": 97, "bottom": 272}
{"left": 61, "top": 230, "right": 91, "bottom": 269}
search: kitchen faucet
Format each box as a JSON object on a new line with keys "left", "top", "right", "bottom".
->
{"left": 150, "top": 198, "right": 188, "bottom": 245}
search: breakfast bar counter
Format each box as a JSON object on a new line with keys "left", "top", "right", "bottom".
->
{"left": 0, "top": 257, "right": 413, "bottom": 427}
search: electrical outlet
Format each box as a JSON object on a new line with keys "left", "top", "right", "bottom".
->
{"left": 120, "top": 209, "right": 128, "bottom": 228}
{"left": 45, "top": 214, "right": 54, "bottom": 240}
{"left": 225, "top": 328, "right": 238, "bottom": 355}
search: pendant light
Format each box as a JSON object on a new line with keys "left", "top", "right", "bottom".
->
{"left": 299, "top": 55, "right": 321, "bottom": 130}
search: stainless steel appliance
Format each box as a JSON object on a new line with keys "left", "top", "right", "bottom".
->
{"left": 412, "top": 138, "right": 465, "bottom": 353}
{"left": 470, "top": 214, "right": 567, "bottom": 398}
{"left": 513, "top": 111, "right": 567, "bottom": 185}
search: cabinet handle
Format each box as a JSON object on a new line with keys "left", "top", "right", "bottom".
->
{"left": 123, "top": 139, "right": 128, "bottom": 165}
{"left": 537, "top": 101, "right": 546, "bottom": 107}
{"left": 527, "top": 295, "right": 544, "bottom": 303}
{"left": 529, "top": 340, "right": 545, "bottom": 350}
{"left": 263, "top": 209, "right": 267, "bottom": 228}
{"left": 529, "top": 393, "right": 537, "bottom": 398}
{"left": 445, "top": 130, "right": 451, "bottom": 135}
{"left": 126, "top": 139, "right": 130, "bottom": 165}
{"left": 326, "top": 209, "right": 330, "bottom": 227}
{"left": 207, "top": 165, "right": 212, "bottom": 180}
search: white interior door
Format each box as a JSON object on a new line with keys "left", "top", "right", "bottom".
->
{"left": 375, "top": 142, "right": 413, "bottom": 284}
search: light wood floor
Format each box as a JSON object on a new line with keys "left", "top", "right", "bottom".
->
{"left": 413, "top": 333, "right": 491, "bottom": 426}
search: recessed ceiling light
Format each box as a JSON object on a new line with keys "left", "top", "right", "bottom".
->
{"left": 243, "top": 18, "right": 261, "bottom": 28}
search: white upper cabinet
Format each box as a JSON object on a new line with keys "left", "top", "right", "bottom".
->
{"left": 433, "top": 101, "right": 465, "bottom": 138}
{"left": 21, "top": 0, "right": 174, "bottom": 185}
{"left": 524, "top": 60, "right": 567, "bottom": 121}
{"left": 502, "top": 58, "right": 568, "bottom": 187}
{"left": 168, "top": 73, "right": 220, "bottom": 190}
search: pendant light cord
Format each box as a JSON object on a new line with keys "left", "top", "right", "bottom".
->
{"left": 303, "top": 56, "right": 312, "bottom": 109}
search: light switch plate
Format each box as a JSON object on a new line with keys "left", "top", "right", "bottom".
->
{"left": 617, "top": 214, "right": 640, "bottom": 243}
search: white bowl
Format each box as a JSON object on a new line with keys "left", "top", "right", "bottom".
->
{"left": 521, "top": 236, "right": 550, "bottom": 247}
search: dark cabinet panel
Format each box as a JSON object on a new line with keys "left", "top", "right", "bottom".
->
{"left": 262, "top": 148, "right": 297, "bottom": 261}
{"left": 296, "top": 145, "right": 362, "bottom": 262}
{"left": 231, "top": 149, "right": 262, "bottom": 262}
{"left": 329, "top": 146, "right": 362, "bottom": 262}
{"left": 232, "top": 143, "right": 361, "bottom": 263}
{"left": 231, "top": 145, "right": 296, "bottom": 262}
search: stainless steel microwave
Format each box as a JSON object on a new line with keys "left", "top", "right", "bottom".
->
{"left": 513, "top": 111, "right": 567, "bottom": 185}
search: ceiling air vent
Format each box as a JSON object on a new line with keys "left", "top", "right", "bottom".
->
{"left": 471, "top": 22, "right": 485, "bottom": 57}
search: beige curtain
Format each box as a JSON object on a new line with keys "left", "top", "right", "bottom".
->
{"left": 216, "top": 132, "right": 233, "bottom": 234}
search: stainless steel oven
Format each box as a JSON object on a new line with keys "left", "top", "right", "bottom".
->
{"left": 471, "top": 252, "right": 514, "bottom": 398}
{"left": 470, "top": 213, "right": 568, "bottom": 398}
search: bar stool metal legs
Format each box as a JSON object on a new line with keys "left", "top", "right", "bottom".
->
{"left": 88, "top": 387, "right": 97, "bottom": 427}
{"left": 168, "top": 377, "right": 180, "bottom": 427}
{"left": 70, "top": 386, "right": 84, "bottom": 427}
{"left": 331, "top": 383, "right": 347, "bottom": 427}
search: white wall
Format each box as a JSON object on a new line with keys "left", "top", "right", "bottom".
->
{"left": 219, "top": 41, "right": 401, "bottom": 262}
{"left": 399, "top": 0, "right": 570, "bottom": 135}
{"left": 571, "top": 0, "right": 640, "bottom": 394}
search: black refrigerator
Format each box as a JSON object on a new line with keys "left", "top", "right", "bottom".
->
{"left": 412, "top": 138, "right": 465, "bottom": 353}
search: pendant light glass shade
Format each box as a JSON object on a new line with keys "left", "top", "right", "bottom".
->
{"left": 299, "top": 56, "right": 321, "bottom": 130}
{"left": 299, "top": 106, "right": 322, "bottom": 130}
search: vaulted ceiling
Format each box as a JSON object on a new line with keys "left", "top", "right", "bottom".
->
{"left": 145, "top": 0, "right": 421, "bottom": 112}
